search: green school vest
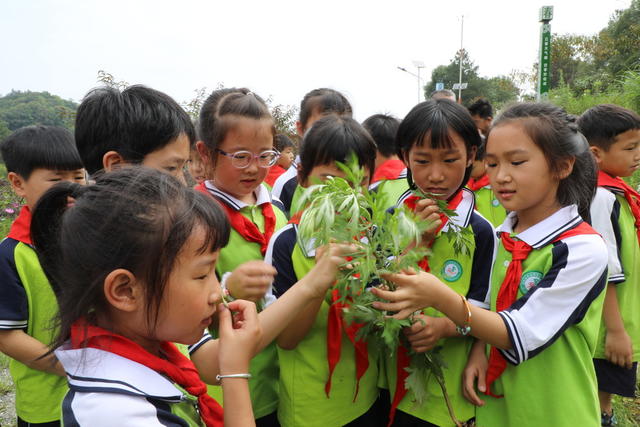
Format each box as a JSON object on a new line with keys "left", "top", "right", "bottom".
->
{"left": 214, "top": 203, "right": 287, "bottom": 418}
{"left": 9, "top": 242, "right": 67, "bottom": 422}
{"left": 474, "top": 186, "right": 507, "bottom": 228}
{"left": 594, "top": 193, "right": 640, "bottom": 361}
{"left": 288, "top": 184, "right": 305, "bottom": 217}
{"left": 376, "top": 178, "right": 410, "bottom": 210}
{"left": 384, "top": 227, "right": 478, "bottom": 426}
{"left": 277, "top": 243, "right": 379, "bottom": 427}
{"left": 477, "top": 239, "right": 603, "bottom": 427}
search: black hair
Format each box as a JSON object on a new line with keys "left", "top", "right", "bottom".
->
{"left": 31, "top": 167, "right": 230, "bottom": 349}
{"left": 491, "top": 102, "right": 597, "bottom": 222}
{"left": 75, "top": 85, "right": 195, "bottom": 175}
{"left": 198, "top": 88, "right": 275, "bottom": 167}
{"left": 274, "top": 134, "right": 295, "bottom": 152}
{"left": 362, "top": 114, "right": 401, "bottom": 158}
{"left": 299, "top": 88, "right": 353, "bottom": 131}
{"left": 1, "top": 126, "right": 83, "bottom": 179}
{"left": 298, "top": 115, "right": 376, "bottom": 185}
{"left": 397, "top": 99, "right": 481, "bottom": 193}
{"left": 577, "top": 104, "right": 640, "bottom": 150}
{"left": 430, "top": 89, "right": 457, "bottom": 101}
{"left": 468, "top": 98, "right": 493, "bottom": 119}
{"left": 475, "top": 136, "right": 487, "bottom": 160}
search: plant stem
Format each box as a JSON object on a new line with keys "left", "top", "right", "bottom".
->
{"left": 427, "top": 353, "right": 462, "bottom": 427}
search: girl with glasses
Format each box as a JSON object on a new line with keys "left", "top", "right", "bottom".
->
{"left": 195, "top": 88, "right": 287, "bottom": 426}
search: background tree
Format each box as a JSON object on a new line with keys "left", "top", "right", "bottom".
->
{"left": 526, "top": 0, "right": 640, "bottom": 99}
{"left": 594, "top": 0, "right": 640, "bottom": 78}
{"left": 266, "top": 97, "right": 298, "bottom": 141}
{"left": 424, "top": 49, "right": 520, "bottom": 109}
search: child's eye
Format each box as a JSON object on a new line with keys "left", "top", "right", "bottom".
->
{"left": 165, "top": 166, "right": 178, "bottom": 173}
{"left": 511, "top": 160, "right": 526, "bottom": 166}
{"left": 444, "top": 158, "right": 459, "bottom": 163}
{"left": 486, "top": 162, "right": 497, "bottom": 168}
{"left": 414, "top": 159, "right": 429, "bottom": 165}
{"left": 194, "top": 274, "right": 208, "bottom": 280}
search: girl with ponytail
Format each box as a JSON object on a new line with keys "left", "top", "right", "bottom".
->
{"left": 32, "top": 167, "right": 349, "bottom": 426}
{"left": 371, "top": 103, "right": 608, "bottom": 427}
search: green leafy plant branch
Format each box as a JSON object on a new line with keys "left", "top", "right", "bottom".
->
{"left": 297, "top": 155, "right": 472, "bottom": 426}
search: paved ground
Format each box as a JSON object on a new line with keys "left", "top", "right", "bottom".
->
{"left": 0, "top": 355, "right": 16, "bottom": 427}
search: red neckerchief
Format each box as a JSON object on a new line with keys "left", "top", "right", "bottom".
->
{"left": 265, "top": 164, "right": 286, "bottom": 187}
{"left": 597, "top": 171, "right": 640, "bottom": 244}
{"left": 195, "top": 182, "right": 276, "bottom": 256}
{"left": 484, "top": 221, "right": 599, "bottom": 397}
{"left": 466, "top": 174, "right": 490, "bottom": 192}
{"left": 388, "top": 190, "right": 465, "bottom": 425}
{"left": 372, "top": 159, "right": 406, "bottom": 183}
{"left": 288, "top": 213, "right": 370, "bottom": 399}
{"left": 70, "top": 318, "right": 223, "bottom": 427}
{"left": 7, "top": 206, "right": 32, "bottom": 245}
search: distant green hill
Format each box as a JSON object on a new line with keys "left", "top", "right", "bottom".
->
{"left": 0, "top": 90, "right": 77, "bottom": 141}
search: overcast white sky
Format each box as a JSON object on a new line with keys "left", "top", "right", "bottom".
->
{"left": 0, "top": 0, "right": 631, "bottom": 121}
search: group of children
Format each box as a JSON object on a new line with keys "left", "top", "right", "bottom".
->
{"left": 0, "top": 81, "right": 638, "bottom": 427}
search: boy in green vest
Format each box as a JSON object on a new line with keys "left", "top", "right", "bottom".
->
{"left": 578, "top": 104, "right": 640, "bottom": 426}
{"left": 0, "top": 125, "right": 86, "bottom": 426}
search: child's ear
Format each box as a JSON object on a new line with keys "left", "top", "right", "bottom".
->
{"left": 103, "top": 151, "right": 126, "bottom": 172}
{"left": 589, "top": 146, "right": 603, "bottom": 165}
{"left": 401, "top": 150, "right": 410, "bottom": 166}
{"left": 196, "top": 141, "right": 210, "bottom": 164}
{"left": 295, "top": 120, "right": 304, "bottom": 138}
{"left": 296, "top": 163, "right": 306, "bottom": 187}
{"left": 468, "top": 146, "right": 478, "bottom": 167}
{"left": 103, "top": 269, "right": 142, "bottom": 312}
{"left": 557, "top": 157, "right": 576, "bottom": 180}
{"left": 7, "top": 172, "right": 27, "bottom": 199}
{"left": 196, "top": 141, "right": 215, "bottom": 178}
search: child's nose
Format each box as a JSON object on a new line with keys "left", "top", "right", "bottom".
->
{"left": 428, "top": 164, "right": 445, "bottom": 181}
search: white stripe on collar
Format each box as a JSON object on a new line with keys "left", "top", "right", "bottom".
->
{"left": 55, "top": 345, "right": 184, "bottom": 400}
{"left": 204, "top": 180, "right": 272, "bottom": 210}
{"left": 496, "top": 204, "right": 582, "bottom": 249}
{"left": 601, "top": 185, "right": 625, "bottom": 195}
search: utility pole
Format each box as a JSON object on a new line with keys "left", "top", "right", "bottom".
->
{"left": 413, "top": 60, "right": 426, "bottom": 102}
{"left": 537, "top": 6, "right": 553, "bottom": 100}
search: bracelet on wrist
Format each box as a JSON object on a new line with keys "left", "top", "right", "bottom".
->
{"left": 456, "top": 294, "right": 472, "bottom": 336}
{"left": 216, "top": 373, "right": 252, "bottom": 382}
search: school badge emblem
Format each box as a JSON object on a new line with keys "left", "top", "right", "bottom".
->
{"left": 492, "top": 198, "right": 500, "bottom": 207}
{"left": 441, "top": 260, "right": 463, "bottom": 282}
{"left": 519, "top": 271, "right": 543, "bottom": 293}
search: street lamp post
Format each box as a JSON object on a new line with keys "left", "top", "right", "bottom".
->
{"left": 397, "top": 60, "right": 426, "bottom": 103}
{"left": 413, "top": 60, "right": 425, "bottom": 102}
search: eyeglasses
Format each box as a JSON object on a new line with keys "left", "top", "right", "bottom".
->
{"left": 216, "top": 148, "right": 280, "bottom": 169}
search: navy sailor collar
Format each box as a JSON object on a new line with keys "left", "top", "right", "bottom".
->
{"left": 55, "top": 344, "right": 185, "bottom": 401}
{"left": 496, "top": 204, "right": 582, "bottom": 249}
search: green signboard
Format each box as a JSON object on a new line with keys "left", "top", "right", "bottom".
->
{"left": 537, "top": 6, "right": 553, "bottom": 100}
